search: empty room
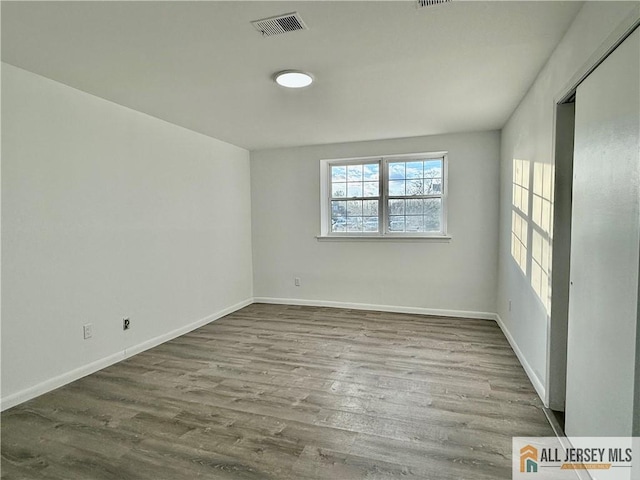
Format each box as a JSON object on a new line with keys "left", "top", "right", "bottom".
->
{"left": 2, "top": 1, "right": 639, "bottom": 479}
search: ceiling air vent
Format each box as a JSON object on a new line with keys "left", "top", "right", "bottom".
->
{"left": 417, "top": 0, "right": 452, "bottom": 7}
{"left": 251, "top": 12, "right": 308, "bottom": 37}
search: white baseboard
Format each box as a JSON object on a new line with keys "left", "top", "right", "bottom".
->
{"left": 253, "top": 296, "right": 498, "bottom": 321}
{"left": 0, "top": 298, "right": 253, "bottom": 411}
{"left": 495, "top": 313, "right": 547, "bottom": 402}
{"left": 1, "top": 350, "right": 128, "bottom": 413}
{"left": 122, "top": 298, "right": 252, "bottom": 358}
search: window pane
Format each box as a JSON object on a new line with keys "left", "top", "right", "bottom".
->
{"left": 389, "top": 180, "right": 405, "bottom": 196}
{"left": 332, "top": 200, "right": 347, "bottom": 217}
{"left": 363, "top": 181, "right": 378, "bottom": 197}
{"left": 332, "top": 182, "right": 346, "bottom": 198}
{"left": 389, "top": 199, "right": 405, "bottom": 215}
{"left": 331, "top": 165, "right": 346, "bottom": 182}
{"left": 347, "top": 165, "right": 363, "bottom": 182}
{"left": 406, "top": 161, "right": 423, "bottom": 179}
{"left": 347, "top": 200, "right": 363, "bottom": 217}
{"left": 331, "top": 217, "right": 346, "bottom": 232}
{"left": 406, "top": 216, "right": 424, "bottom": 232}
{"left": 406, "top": 198, "right": 423, "bottom": 215}
{"left": 363, "top": 164, "right": 379, "bottom": 181}
{"left": 363, "top": 217, "right": 378, "bottom": 232}
{"left": 424, "top": 160, "right": 442, "bottom": 178}
{"left": 426, "top": 178, "right": 442, "bottom": 194}
{"left": 389, "top": 162, "right": 405, "bottom": 180}
{"left": 347, "top": 182, "right": 363, "bottom": 198}
{"left": 389, "top": 216, "right": 405, "bottom": 232}
{"left": 362, "top": 200, "right": 378, "bottom": 217}
{"left": 347, "top": 217, "right": 363, "bottom": 232}
{"left": 424, "top": 198, "right": 442, "bottom": 231}
{"left": 406, "top": 179, "right": 423, "bottom": 196}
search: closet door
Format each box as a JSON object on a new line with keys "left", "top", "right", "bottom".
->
{"left": 565, "top": 28, "right": 639, "bottom": 437}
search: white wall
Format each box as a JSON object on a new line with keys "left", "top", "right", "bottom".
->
{"left": 251, "top": 131, "right": 500, "bottom": 317}
{"left": 497, "top": 2, "right": 639, "bottom": 402}
{"left": 1, "top": 64, "right": 253, "bottom": 409}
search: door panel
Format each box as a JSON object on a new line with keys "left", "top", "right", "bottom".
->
{"left": 565, "top": 28, "right": 639, "bottom": 436}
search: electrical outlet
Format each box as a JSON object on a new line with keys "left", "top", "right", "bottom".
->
{"left": 83, "top": 323, "right": 93, "bottom": 339}
{"left": 123, "top": 317, "right": 130, "bottom": 331}
{"left": 294, "top": 277, "right": 301, "bottom": 287}
{"left": 508, "top": 300, "right": 512, "bottom": 312}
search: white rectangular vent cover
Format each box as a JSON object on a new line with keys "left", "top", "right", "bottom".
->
{"left": 251, "top": 12, "right": 307, "bottom": 37}
{"left": 417, "top": 0, "right": 452, "bottom": 7}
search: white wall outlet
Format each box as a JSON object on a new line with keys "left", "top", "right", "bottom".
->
{"left": 123, "top": 317, "right": 130, "bottom": 331}
{"left": 83, "top": 323, "right": 93, "bottom": 339}
{"left": 294, "top": 277, "right": 301, "bottom": 287}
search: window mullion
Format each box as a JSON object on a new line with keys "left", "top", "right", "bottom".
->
{"left": 332, "top": 196, "right": 376, "bottom": 202}
{"left": 380, "top": 158, "right": 387, "bottom": 235}
{"left": 387, "top": 195, "right": 441, "bottom": 200}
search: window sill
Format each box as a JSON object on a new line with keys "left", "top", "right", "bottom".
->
{"left": 316, "top": 235, "right": 452, "bottom": 243}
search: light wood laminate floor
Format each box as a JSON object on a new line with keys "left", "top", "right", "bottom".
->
{"left": 1, "top": 303, "right": 553, "bottom": 479}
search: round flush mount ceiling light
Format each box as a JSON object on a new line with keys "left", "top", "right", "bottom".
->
{"left": 274, "top": 70, "right": 313, "bottom": 88}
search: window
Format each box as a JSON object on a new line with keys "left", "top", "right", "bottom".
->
{"left": 320, "top": 152, "right": 448, "bottom": 238}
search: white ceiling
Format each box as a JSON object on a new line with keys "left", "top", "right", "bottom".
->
{"left": 2, "top": 1, "right": 583, "bottom": 150}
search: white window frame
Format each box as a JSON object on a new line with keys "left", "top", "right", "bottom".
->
{"left": 319, "top": 152, "right": 449, "bottom": 239}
